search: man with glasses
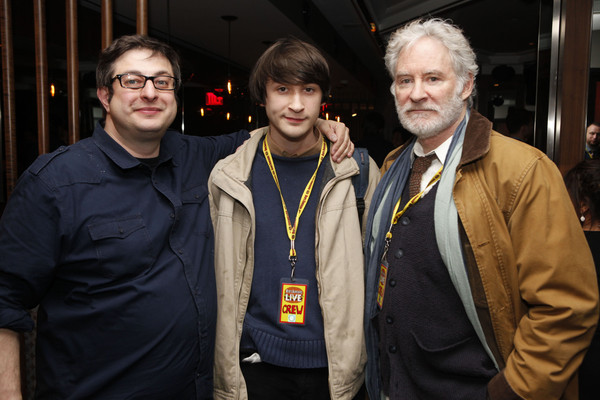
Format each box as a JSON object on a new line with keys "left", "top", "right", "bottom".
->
{"left": 0, "top": 35, "right": 351, "bottom": 399}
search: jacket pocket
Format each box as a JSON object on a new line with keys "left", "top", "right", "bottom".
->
{"left": 87, "top": 215, "right": 156, "bottom": 279}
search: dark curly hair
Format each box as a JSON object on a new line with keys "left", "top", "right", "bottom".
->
{"left": 564, "top": 160, "right": 600, "bottom": 227}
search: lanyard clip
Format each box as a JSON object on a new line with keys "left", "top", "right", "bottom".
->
{"left": 381, "top": 233, "right": 392, "bottom": 261}
{"left": 289, "top": 254, "right": 297, "bottom": 281}
{"left": 289, "top": 239, "right": 297, "bottom": 281}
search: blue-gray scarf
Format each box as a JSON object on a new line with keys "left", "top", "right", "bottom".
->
{"left": 364, "top": 111, "right": 500, "bottom": 376}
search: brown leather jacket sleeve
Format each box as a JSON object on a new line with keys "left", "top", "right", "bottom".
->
{"left": 487, "top": 371, "right": 524, "bottom": 400}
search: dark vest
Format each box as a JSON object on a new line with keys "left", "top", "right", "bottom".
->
{"left": 377, "top": 182, "right": 496, "bottom": 399}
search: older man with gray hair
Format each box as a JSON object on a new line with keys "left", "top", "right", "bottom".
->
{"left": 363, "top": 18, "right": 598, "bottom": 400}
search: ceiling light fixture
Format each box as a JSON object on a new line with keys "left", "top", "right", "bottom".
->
{"left": 221, "top": 15, "right": 238, "bottom": 95}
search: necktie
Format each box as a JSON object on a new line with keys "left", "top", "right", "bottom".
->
{"left": 408, "top": 154, "right": 436, "bottom": 198}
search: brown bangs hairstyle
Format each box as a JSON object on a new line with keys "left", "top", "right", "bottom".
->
{"left": 248, "top": 37, "right": 330, "bottom": 104}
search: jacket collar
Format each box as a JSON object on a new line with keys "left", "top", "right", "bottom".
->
{"left": 459, "top": 108, "right": 492, "bottom": 166}
{"left": 216, "top": 126, "right": 359, "bottom": 183}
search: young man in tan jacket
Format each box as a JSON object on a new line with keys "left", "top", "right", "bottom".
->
{"left": 209, "top": 37, "right": 379, "bottom": 400}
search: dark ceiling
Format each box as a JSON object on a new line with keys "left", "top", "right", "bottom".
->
{"left": 79, "top": 0, "right": 543, "bottom": 108}
{"left": 366, "top": 0, "right": 541, "bottom": 53}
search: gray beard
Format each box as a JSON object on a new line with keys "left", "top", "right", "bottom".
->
{"left": 397, "top": 94, "right": 465, "bottom": 139}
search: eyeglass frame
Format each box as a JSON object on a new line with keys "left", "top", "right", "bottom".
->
{"left": 111, "top": 73, "right": 179, "bottom": 91}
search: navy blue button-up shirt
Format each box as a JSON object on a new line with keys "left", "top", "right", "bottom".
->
{"left": 0, "top": 123, "right": 249, "bottom": 399}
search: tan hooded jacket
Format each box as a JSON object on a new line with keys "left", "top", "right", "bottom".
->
{"left": 209, "top": 127, "right": 380, "bottom": 400}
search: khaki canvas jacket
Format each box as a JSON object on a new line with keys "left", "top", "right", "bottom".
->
{"left": 376, "top": 110, "right": 599, "bottom": 400}
{"left": 208, "top": 127, "right": 380, "bottom": 400}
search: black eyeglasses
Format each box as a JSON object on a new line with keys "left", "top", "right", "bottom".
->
{"left": 112, "top": 74, "right": 178, "bottom": 91}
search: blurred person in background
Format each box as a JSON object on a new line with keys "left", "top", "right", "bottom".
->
{"left": 564, "top": 159, "right": 600, "bottom": 400}
{"left": 585, "top": 122, "right": 600, "bottom": 160}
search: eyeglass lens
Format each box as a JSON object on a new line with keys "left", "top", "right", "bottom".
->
{"left": 118, "top": 74, "right": 176, "bottom": 90}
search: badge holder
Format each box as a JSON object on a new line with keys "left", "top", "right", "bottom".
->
{"left": 377, "top": 259, "right": 389, "bottom": 309}
{"left": 279, "top": 277, "right": 309, "bottom": 325}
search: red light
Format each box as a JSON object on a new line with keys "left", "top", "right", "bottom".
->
{"left": 206, "top": 92, "right": 224, "bottom": 106}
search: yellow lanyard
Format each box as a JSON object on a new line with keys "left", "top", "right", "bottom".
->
{"left": 263, "top": 135, "right": 327, "bottom": 280}
{"left": 382, "top": 166, "right": 444, "bottom": 257}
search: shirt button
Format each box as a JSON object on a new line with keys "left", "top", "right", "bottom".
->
{"left": 400, "top": 216, "right": 410, "bottom": 226}
{"left": 170, "top": 213, "right": 175, "bottom": 219}
{"left": 388, "top": 345, "right": 397, "bottom": 354}
{"left": 386, "top": 316, "right": 393, "bottom": 324}
{"left": 389, "top": 279, "right": 396, "bottom": 287}
{"left": 178, "top": 249, "right": 184, "bottom": 254}
{"left": 394, "top": 249, "right": 404, "bottom": 259}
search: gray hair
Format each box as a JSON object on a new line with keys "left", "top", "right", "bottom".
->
{"left": 384, "top": 18, "right": 478, "bottom": 105}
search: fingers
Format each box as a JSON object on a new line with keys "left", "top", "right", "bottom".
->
{"left": 331, "top": 125, "right": 352, "bottom": 163}
{"left": 315, "top": 118, "right": 354, "bottom": 163}
{"left": 317, "top": 118, "right": 338, "bottom": 142}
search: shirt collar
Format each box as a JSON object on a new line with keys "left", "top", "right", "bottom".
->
{"left": 92, "top": 121, "right": 179, "bottom": 169}
{"left": 412, "top": 134, "right": 453, "bottom": 165}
